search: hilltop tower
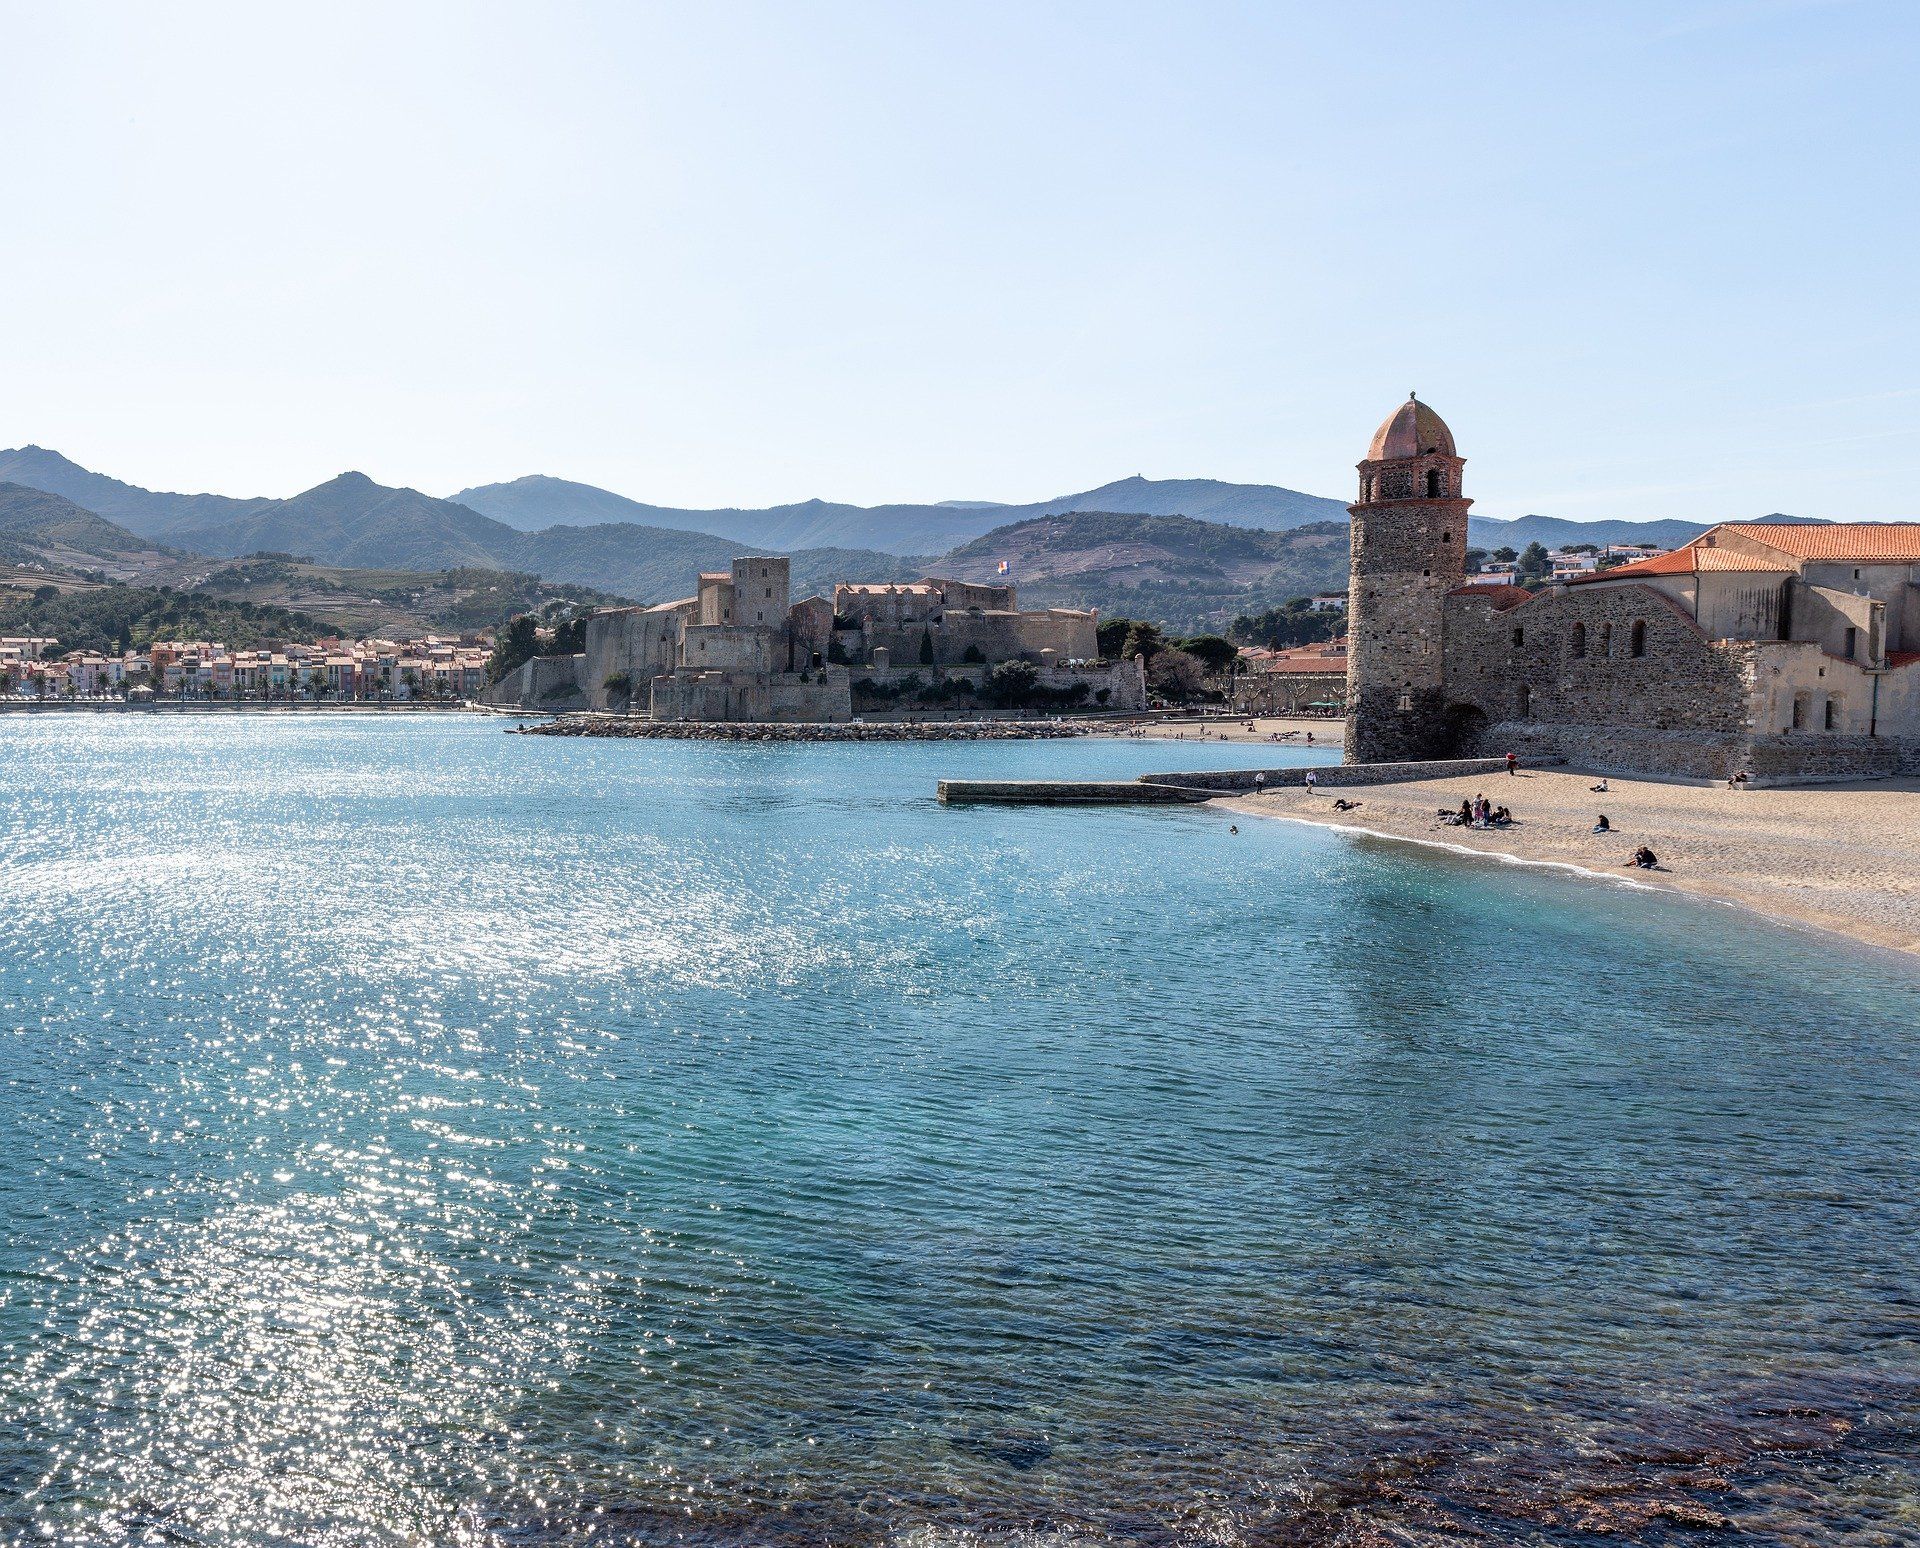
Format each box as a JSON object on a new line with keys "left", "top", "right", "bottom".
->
{"left": 1345, "top": 395, "right": 1470, "bottom": 763}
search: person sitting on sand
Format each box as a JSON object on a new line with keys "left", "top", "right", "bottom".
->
{"left": 1457, "top": 799, "right": 1472, "bottom": 825}
{"left": 1593, "top": 813, "right": 1610, "bottom": 834}
{"left": 1630, "top": 845, "right": 1659, "bottom": 869}
{"left": 1727, "top": 769, "right": 1750, "bottom": 790}
{"left": 1331, "top": 798, "right": 1361, "bottom": 812}
{"left": 1492, "top": 805, "right": 1511, "bottom": 825}
{"left": 1590, "top": 778, "right": 1609, "bottom": 793}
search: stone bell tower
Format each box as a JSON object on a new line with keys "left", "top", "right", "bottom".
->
{"left": 1344, "top": 394, "right": 1470, "bottom": 764}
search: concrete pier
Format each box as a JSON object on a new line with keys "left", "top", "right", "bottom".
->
{"left": 937, "top": 780, "right": 1212, "bottom": 805}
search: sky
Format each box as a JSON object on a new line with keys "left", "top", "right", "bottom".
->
{"left": 1, "top": 0, "right": 1915, "bottom": 521}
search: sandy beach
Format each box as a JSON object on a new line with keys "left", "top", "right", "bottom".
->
{"left": 1127, "top": 715, "right": 1344, "bottom": 746}
{"left": 1248, "top": 767, "right": 1920, "bottom": 958}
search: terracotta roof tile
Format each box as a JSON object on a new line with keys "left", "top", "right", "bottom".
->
{"left": 1718, "top": 522, "right": 1920, "bottom": 561}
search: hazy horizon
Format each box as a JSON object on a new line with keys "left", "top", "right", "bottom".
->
{"left": 4, "top": 0, "right": 1916, "bottom": 523}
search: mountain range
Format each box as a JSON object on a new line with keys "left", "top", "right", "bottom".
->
{"left": 450, "top": 472, "right": 1353, "bottom": 552}
{"left": 0, "top": 444, "right": 1851, "bottom": 635}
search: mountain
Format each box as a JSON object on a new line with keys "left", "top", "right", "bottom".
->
{"left": 453, "top": 473, "right": 1353, "bottom": 554}
{"left": 0, "top": 483, "right": 177, "bottom": 577}
{"left": 1468, "top": 514, "right": 1711, "bottom": 551}
{"left": 936, "top": 513, "right": 1353, "bottom": 635}
{"left": 157, "top": 471, "right": 919, "bottom": 605}
{"left": 0, "top": 447, "right": 272, "bottom": 538}
{"left": 1468, "top": 512, "right": 1833, "bottom": 552}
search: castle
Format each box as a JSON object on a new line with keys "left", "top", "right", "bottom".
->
{"left": 489, "top": 555, "right": 1143, "bottom": 719}
{"left": 1345, "top": 396, "right": 1920, "bottom": 780}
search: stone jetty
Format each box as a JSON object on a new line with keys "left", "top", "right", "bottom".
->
{"left": 517, "top": 716, "right": 1094, "bottom": 742}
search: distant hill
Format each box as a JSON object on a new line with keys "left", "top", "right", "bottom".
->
{"left": 0, "top": 483, "right": 177, "bottom": 577}
{"left": 937, "top": 512, "right": 1352, "bottom": 635}
{"left": 148, "top": 470, "right": 921, "bottom": 605}
{"left": 453, "top": 473, "right": 1353, "bottom": 553}
{"left": 0, "top": 447, "right": 272, "bottom": 538}
{"left": 157, "top": 554, "right": 625, "bottom": 638}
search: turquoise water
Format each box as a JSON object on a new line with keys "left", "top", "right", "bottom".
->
{"left": 2, "top": 715, "right": 1918, "bottom": 1546}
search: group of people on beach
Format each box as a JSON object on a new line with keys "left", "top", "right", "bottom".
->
{"left": 1441, "top": 794, "right": 1511, "bottom": 829}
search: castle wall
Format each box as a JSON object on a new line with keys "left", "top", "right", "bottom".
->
{"left": 583, "top": 600, "right": 693, "bottom": 710}
{"left": 478, "top": 652, "right": 588, "bottom": 710}
{"left": 852, "top": 657, "right": 1146, "bottom": 711}
{"left": 683, "top": 624, "right": 779, "bottom": 674}
{"left": 650, "top": 670, "right": 851, "bottom": 723}
{"left": 859, "top": 608, "right": 1098, "bottom": 667}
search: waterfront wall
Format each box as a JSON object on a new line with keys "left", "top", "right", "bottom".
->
{"left": 650, "top": 670, "right": 852, "bottom": 723}
{"left": 1139, "top": 755, "right": 1559, "bottom": 793}
{"left": 852, "top": 659, "right": 1146, "bottom": 712}
{"left": 478, "top": 654, "right": 588, "bottom": 710}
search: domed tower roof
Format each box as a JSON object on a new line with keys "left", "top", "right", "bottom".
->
{"left": 1366, "top": 394, "right": 1456, "bottom": 461}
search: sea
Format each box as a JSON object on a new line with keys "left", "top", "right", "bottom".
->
{"left": 1, "top": 713, "right": 1917, "bottom": 1546}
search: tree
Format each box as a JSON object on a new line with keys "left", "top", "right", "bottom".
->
{"left": 1147, "top": 648, "right": 1204, "bottom": 702}
{"left": 985, "top": 658, "right": 1039, "bottom": 706}
{"left": 487, "top": 615, "right": 540, "bottom": 683}
{"left": 918, "top": 628, "right": 935, "bottom": 665}
{"left": 1120, "top": 621, "right": 1165, "bottom": 662}
{"left": 1492, "top": 546, "right": 1518, "bottom": 563}
{"left": 1518, "top": 542, "right": 1551, "bottom": 581}
{"left": 962, "top": 643, "right": 984, "bottom": 664}
{"left": 1178, "top": 635, "right": 1238, "bottom": 675}
{"left": 1096, "top": 617, "right": 1136, "bottom": 658}
{"left": 604, "top": 671, "right": 633, "bottom": 706}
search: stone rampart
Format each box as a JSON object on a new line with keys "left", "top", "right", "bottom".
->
{"left": 478, "top": 653, "right": 587, "bottom": 710}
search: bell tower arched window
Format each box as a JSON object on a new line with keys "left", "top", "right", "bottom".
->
{"left": 1426, "top": 469, "right": 1445, "bottom": 497}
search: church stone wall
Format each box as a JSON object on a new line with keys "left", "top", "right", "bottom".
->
{"left": 1441, "top": 584, "right": 1759, "bottom": 777}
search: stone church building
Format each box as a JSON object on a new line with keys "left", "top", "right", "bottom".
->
{"left": 1345, "top": 396, "right": 1920, "bottom": 780}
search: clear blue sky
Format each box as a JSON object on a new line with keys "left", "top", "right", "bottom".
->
{"left": 2, "top": 0, "right": 1914, "bottom": 521}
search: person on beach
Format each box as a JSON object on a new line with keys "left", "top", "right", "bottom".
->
{"left": 1593, "top": 814, "right": 1610, "bottom": 834}
{"left": 1456, "top": 799, "right": 1472, "bottom": 825}
{"left": 1492, "top": 805, "right": 1511, "bottom": 825}
{"left": 1504, "top": 751, "right": 1518, "bottom": 776}
{"left": 1305, "top": 731, "right": 1315, "bottom": 746}
{"left": 1331, "top": 798, "right": 1362, "bottom": 812}
{"left": 1630, "top": 845, "right": 1659, "bottom": 869}
{"left": 1304, "top": 770, "right": 1317, "bottom": 794}
{"left": 1253, "top": 771, "right": 1267, "bottom": 793}
{"left": 1590, "top": 777, "right": 1609, "bottom": 793}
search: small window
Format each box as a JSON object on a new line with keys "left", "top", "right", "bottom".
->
{"left": 1791, "top": 693, "right": 1807, "bottom": 730}
{"left": 1512, "top": 627, "right": 1524, "bottom": 648}
{"left": 1843, "top": 626, "right": 1857, "bottom": 659}
{"left": 1517, "top": 685, "right": 1532, "bottom": 717}
{"left": 1397, "top": 690, "right": 1413, "bottom": 711}
{"left": 1442, "top": 530, "right": 1451, "bottom": 542}
{"left": 1824, "top": 697, "right": 1839, "bottom": 731}
{"left": 1426, "top": 469, "right": 1444, "bottom": 497}
{"left": 1630, "top": 621, "right": 1646, "bottom": 657}
{"left": 1571, "top": 623, "right": 1586, "bottom": 658}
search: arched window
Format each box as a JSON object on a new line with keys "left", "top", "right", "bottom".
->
{"left": 1598, "top": 622, "right": 1612, "bottom": 657}
{"left": 1427, "top": 469, "right": 1445, "bottom": 497}
{"left": 1630, "top": 620, "right": 1647, "bottom": 658}
{"left": 1571, "top": 623, "right": 1586, "bottom": 658}
{"left": 1517, "top": 684, "right": 1532, "bottom": 717}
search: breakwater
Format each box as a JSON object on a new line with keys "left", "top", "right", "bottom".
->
{"left": 517, "top": 715, "right": 1093, "bottom": 741}
{"left": 940, "top": 755, "right": 1565, "bottom": 803}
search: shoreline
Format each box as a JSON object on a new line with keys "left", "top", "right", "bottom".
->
{"left": 1243, "top": 769, "right": 1920, "bottom": 960}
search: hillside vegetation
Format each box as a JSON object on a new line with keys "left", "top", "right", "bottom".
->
{"left": 937, "top": 512, "right": 1351, "bottom": 634}
{"left": 0, "top": 581, "right": 328, "bottom": 657}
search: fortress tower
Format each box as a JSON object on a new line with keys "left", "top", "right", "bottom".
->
{"left": 1344, "top": 395, "right": 1471, "bottom": 763}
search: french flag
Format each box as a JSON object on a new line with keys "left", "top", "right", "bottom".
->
{"left": 996, "top": 560, "right": 1010, "bottom": 575}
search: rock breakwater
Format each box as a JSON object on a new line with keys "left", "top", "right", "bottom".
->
{"left": 516, "top": 716, "right": 1093, "bottom": 742}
